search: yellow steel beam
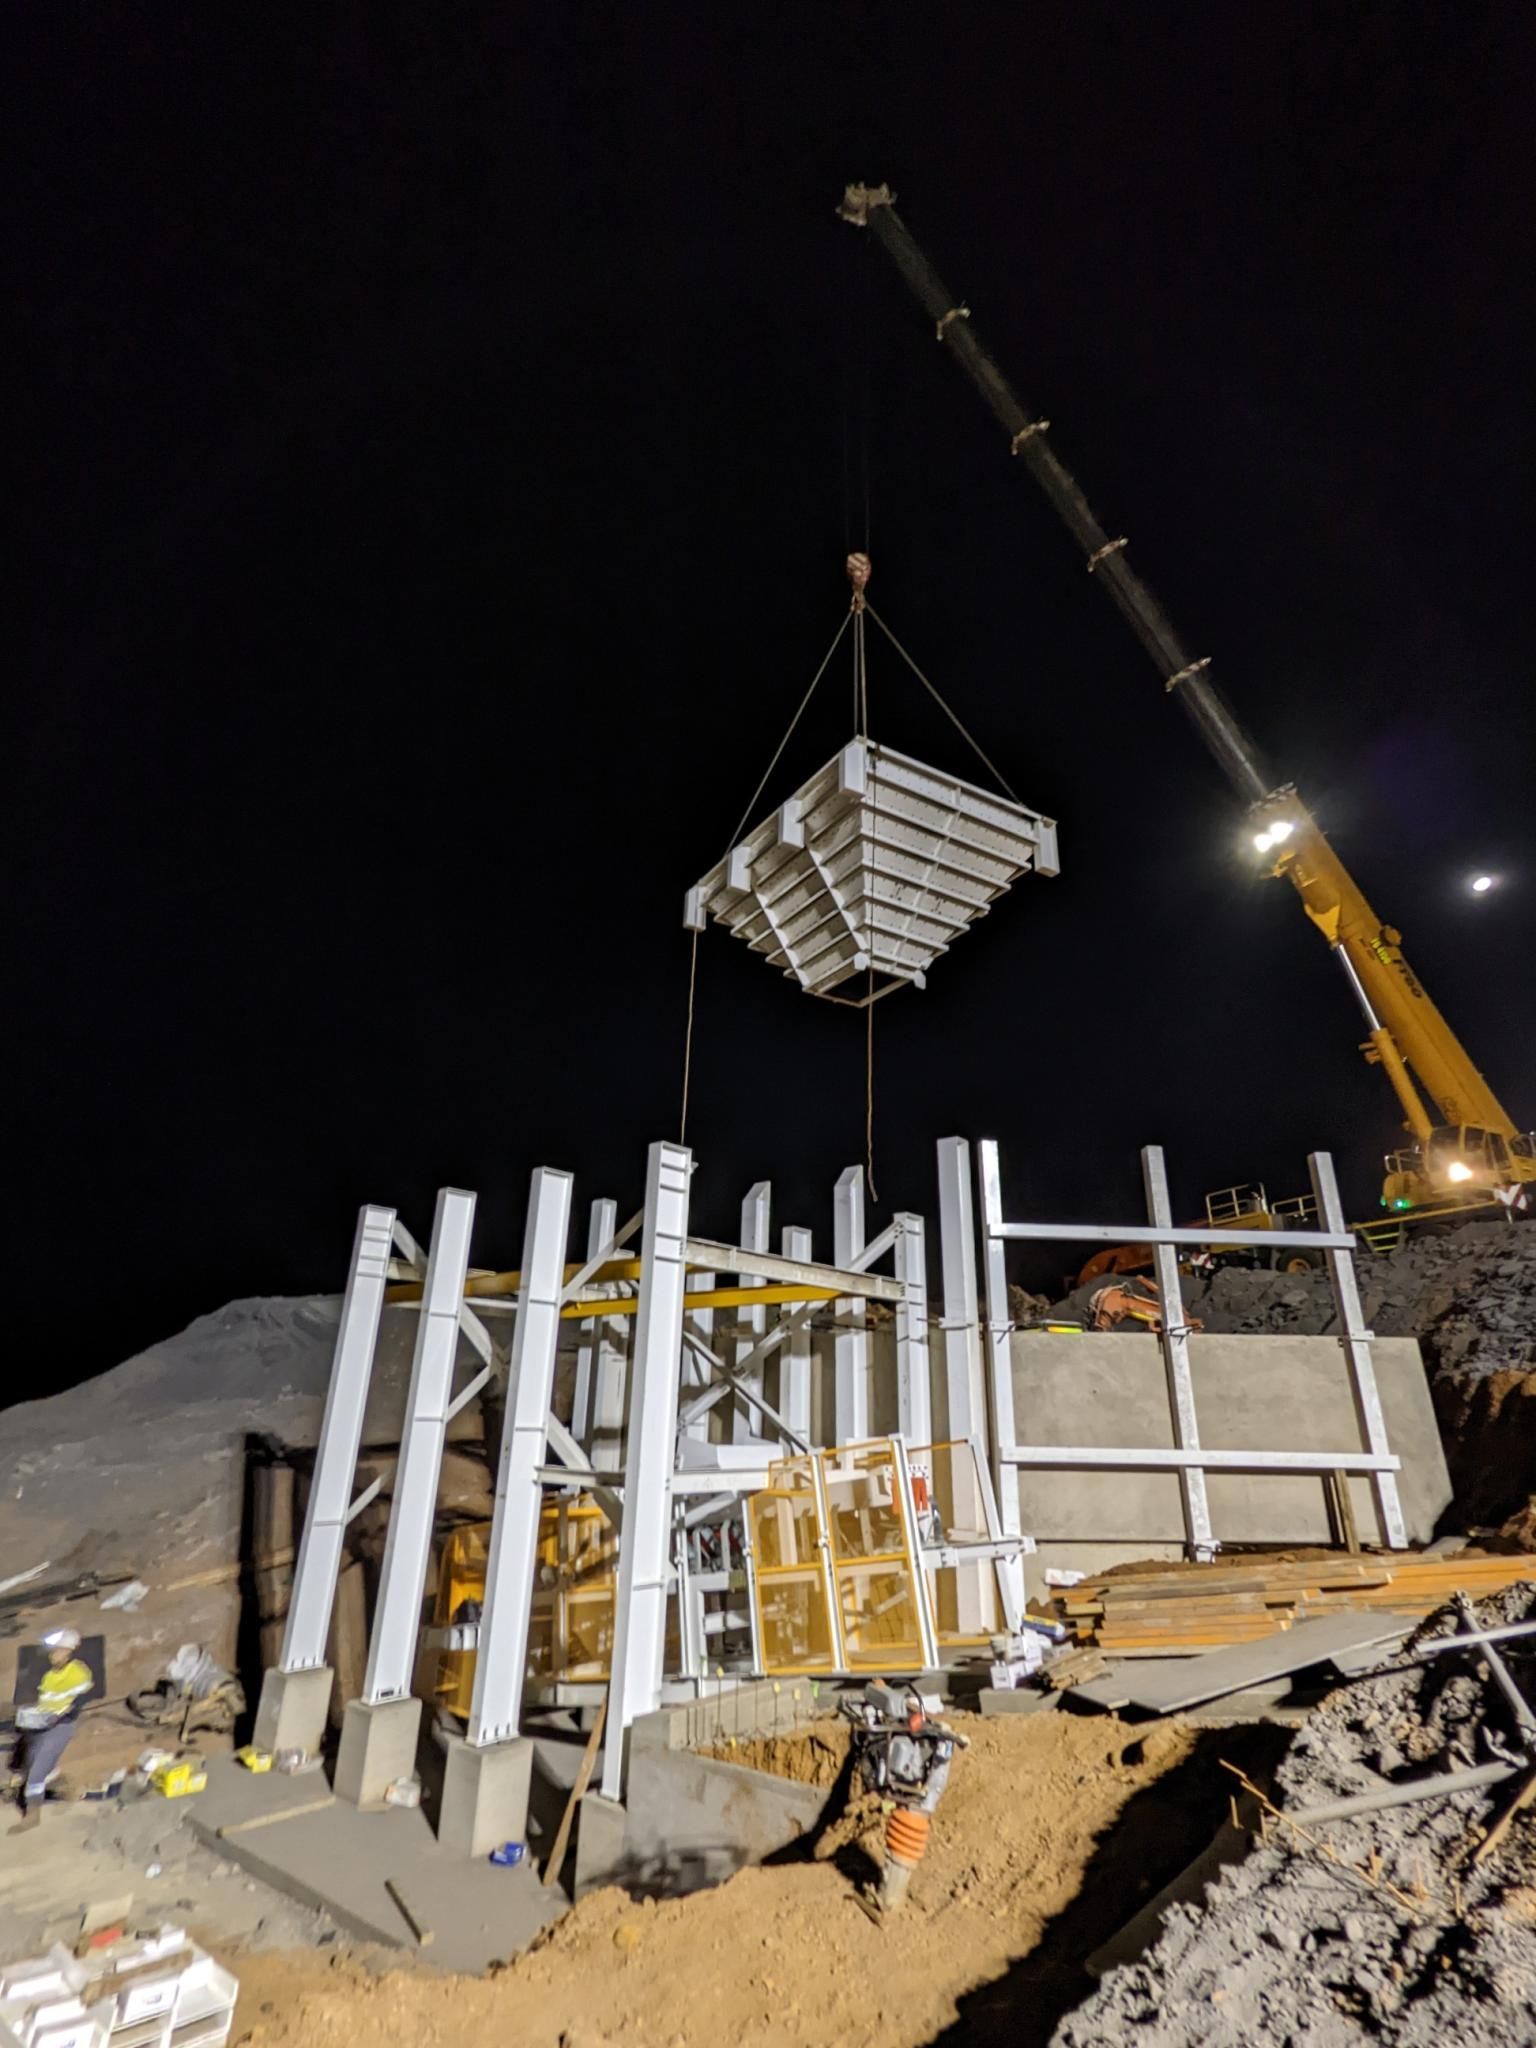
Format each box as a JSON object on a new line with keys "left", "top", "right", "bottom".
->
{"left": 557, "top": 1282, "right": 839, "bottom": 1321}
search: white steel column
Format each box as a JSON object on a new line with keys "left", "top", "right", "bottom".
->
{"left": 601, "top": 1141, "right": 692, "bottom": 1802}
{"left": 571, "top": 1197, "right": 615, "bottom": 1451}
{"left": 732, "top": 1182, "right": 771, "bottom": 1443}
{"left": 780, "top": 1226, "right": 814, "bottom": 1444}
{"left": 936, "top": 1138, "right": 986, "bottom": 1444}
{"left": 1309, "top": 1150, "right": 1409, "bottom": 1549}
{"left": 894, "top": 1215, "right": 932, "bottom": 1443}
{"left": 683, "top": 1263, "right": 717, "bottom": 1442}
{"left": 977, "top": 1142, "right": 1027, "bottom": 1623}
{"left": 468, "top": 1167, "right": 574, "bottom": 1746}
{"left": 281, "top": 1204, "right": 396, "bottom": 1672}
{"left": 1142, "top": 1146, "right": 1217, "bottom": 1564}
{"left": 362, "top": 1187, "right": 476, "bottom": 1704}
{"left": 590, "top": 1205, "right": 630, "bottom": 1474}
{"left": 833, "top": 1166, "right": 869, "bottom": 1441}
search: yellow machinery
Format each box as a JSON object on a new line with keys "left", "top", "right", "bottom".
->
{"left": 434, "top": 1440, "right": 1004, "bottom": 1712}
{"left": 844, "top": 184, "right": 1533, "bottom": 1224}
{"left": 434, "top": 1499, "right": 620, "bottom": 1719}
{"left": 1247, "top": 790, "right": 1535, "bottom": 1213}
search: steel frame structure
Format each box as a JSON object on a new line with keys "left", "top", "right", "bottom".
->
{"left": 975, "top": 1138, "right": 1409, "bottom": 1559}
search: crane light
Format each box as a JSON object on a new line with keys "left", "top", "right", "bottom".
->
{"left": 1446, "top": 1160, "right": 1474, "bottom": 1183}
{"left": 1253, "top": 830, "right": 1275, "bottom": 853}
{"left": 1268, "top": 818, "right": 1295, "bottom": 843}
{"left": 1471, "top": 874, "right": 1495, "bottom": 894}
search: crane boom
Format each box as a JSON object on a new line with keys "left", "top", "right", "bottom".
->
{"left": 842, "top": 182, "right": 1532, "bottom": 1201}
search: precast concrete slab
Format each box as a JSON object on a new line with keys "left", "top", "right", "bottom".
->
{"left": 188, "top": 1759, "right": 565, "bottom": 1972}
{"left": 1011, "top": 1331, "right": 1450, "bottom": 1594}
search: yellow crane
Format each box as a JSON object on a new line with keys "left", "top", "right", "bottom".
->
{"left": 842, "top": 183, "right": 1533, "bottom": 1220}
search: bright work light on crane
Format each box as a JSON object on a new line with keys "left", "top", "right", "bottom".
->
{"left": 1267, "top": 818, "right": 1295, "bottom": 843}
{"left": 1446, "top": 1160, "right": 1474, "bottom": 1183}
{"left": 1253, "top": 829, "right": 1275, "bottom": 853}
{"left": 1471, "top": 874, "right": 1495, "bottom": 894}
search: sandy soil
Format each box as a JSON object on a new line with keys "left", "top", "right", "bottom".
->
{"left": 223, "top": 1711, "right": 1242, "bottom": 2048}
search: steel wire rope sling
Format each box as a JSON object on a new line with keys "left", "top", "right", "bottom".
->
{"left": 678, "top": 605, "right": 853, "bottom": 1144}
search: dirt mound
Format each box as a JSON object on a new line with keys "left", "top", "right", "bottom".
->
{"left": 1059, "top": 1585, "right": 1536, "bottom": 2046}
{"left": 225, "top": 1712, "right": 1265, "bottom": 2048}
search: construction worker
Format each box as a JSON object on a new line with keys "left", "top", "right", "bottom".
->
{"left": 9, "top": 1627, "right": 94, "bottom": 1831}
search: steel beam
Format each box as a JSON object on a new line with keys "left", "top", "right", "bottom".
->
{"left": 1143, "top": 1146, "right": 1216, "bottom": 1563}
{"left": 571, "top": 1198, "right": 613, "bottom": 1448}
{"left": 363, "top": 1188, "right": 476, "bottom": 1704}
{"left": 894, "top": 1214, "right": 932, "bottom": 1443}
{"left": 936, "top": 1138, "right": 985, "bottom": 1443}
{"left": 1002, "top": 1445, "right": 1401, "bottom": 1472}
{"left": 780, "top": 1226, "right": 814, "bottom": 1443}
{"left": 994, "top": 1219, "right": 1355, "bottom": 1251}
{"left": 281, "top": 1204, "right": 395, "bottom": 1672}
{"left": 682, "top": 1235, "right": 904, "bottom": 1303}
{"left": 1309, "top": 1151, "right": 1409, "bottom": 1549}
{"left": 602, "top": 1141, "right": 692, "bottom": 1801}
{"left": 733, "top": 1183, "right": 771, "bottom": 1444}
{"left": 834, "top": 1167, "right": 869, "bottom": 1439}
{"left": 468, "top": 1167, "right": 573, "bottom": 1746}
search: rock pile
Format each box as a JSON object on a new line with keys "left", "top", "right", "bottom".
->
{"left": 1057, "top": 1583, "right": 1536, "bottom": 2047}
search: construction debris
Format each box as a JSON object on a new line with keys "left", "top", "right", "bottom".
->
{"left": 1061, "top": 1584, "right": 1536, "bottom": 2046}
{"left": 1051, "top": 1550, "right": 1536, "bottom": 1655}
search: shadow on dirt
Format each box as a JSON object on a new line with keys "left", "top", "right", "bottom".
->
{"left": 923, "top": 1718, "right": 1290, "bottom": 2048}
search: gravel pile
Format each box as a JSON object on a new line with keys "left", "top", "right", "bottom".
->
{"left": 1056, "top": 1584, "right": 1536, "bottom": 2046}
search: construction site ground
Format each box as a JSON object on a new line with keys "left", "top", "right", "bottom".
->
{"left": 211, "top": 1710, "right": 1283, "bottom": 2048}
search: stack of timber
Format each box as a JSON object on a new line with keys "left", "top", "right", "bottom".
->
{"left": 1049, "top": 1551, "right": 1536, "bottom": 1656}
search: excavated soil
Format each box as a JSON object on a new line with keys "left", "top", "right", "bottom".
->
{"left": 702, "top": 1720, "right": 852, "bottom": 1786}
{"left": 223, "top": 1712, "right": 1278, "bottom": 2048}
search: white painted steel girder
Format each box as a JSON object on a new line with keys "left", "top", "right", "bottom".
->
{"left": 894, "top": 1214, "right": 932, "bottom": 1444}
{"left": 733, "top": 1182, "right": 771, "bottom": 1445}
{"left": 1143, "top": 1145, "right": 1216, "bottom": 1563}
{"left": 570, "top": 1197, "right": 614, "bottom": 1447}
{"left": 684, "top": 740, "right": 1058, "bottom": 999}
{"left": 833, "top": 1166, "right": 869, "bottom": 1440}
{"left": 1309, "top": 1151, "right": 1409, "bottom": 1549}
{"left": 469, "top": 1166, "right": 574, "bottom": 1746}
{"left": 936, "top": 1137, "right": 985, "bottom": 1443}
{"left": 363, "top": 1187, "right": 477, "bottom": 1704}
{"left": 602, "top": 1141, "right": 692, "bottom": 1801}
{"left": 780, "top": 1225, "right": 814, "bottom": 1443}
{"left": 281, "top": 1203, "right": 396, "bottom": 1673}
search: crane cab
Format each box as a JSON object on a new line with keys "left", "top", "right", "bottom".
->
{"left": 1383, "top": 1126, "right": 1536, "bottom": 1210}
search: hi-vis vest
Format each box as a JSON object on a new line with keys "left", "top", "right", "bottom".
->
{"left": 38, "top": 1657, "right": 93, "bottom": 1722}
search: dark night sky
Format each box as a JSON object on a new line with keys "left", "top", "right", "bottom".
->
{"left": 12, "top": 5, "right": 1535, "bottom": 1399}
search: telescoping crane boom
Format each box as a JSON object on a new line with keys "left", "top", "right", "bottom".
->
{"left": 840, "top": 182, "right": 1534, "bottom": 1217}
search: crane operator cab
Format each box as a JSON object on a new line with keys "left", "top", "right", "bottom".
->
{"left": 1384, "top": 1126, "right": 1536, "bottom": 1211}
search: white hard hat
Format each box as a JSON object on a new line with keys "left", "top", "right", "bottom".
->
{"left": 42, "top": 1627, "right": 81, "bottom": 1652}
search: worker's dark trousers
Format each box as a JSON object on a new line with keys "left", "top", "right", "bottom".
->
{"left": 18, "top": 1719, "right": 74, "bottom": 1807}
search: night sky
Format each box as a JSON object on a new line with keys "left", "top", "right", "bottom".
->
{"left": 13, "top": 6, "right": 1534, "bottom": 1399}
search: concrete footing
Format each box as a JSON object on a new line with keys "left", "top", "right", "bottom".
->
{"left": 575, "top": 1790, "right": 628, "bottom": 1899}
{"left": 334, "top": 1695, "right": 421, "bottom": 1810}
{"left": 439, "top": 1735, "right": 534, "bottom": 1859}
{"left": 252, "top": 1665, "right": 334, "bottom": 1760}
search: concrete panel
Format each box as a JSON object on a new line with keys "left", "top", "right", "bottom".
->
{"left": 1010, "top": 1331, "right": 1449, "bottom": 1594}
